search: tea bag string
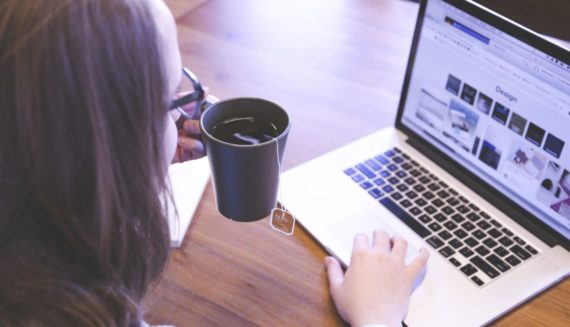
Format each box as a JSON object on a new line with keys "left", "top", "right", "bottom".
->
{"left": 269, "top": 132, "right": 295, "bottom": 236}
{"left": 273, "top": 136, "right": 281, "bottom": 208}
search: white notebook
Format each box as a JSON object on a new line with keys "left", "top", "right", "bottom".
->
{"left": 166, "top": 158, "right": 210, "bottom": 247}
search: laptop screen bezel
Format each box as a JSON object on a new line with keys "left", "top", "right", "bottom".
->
{"left": 395, "top": 0, "right": 570, "bottom": 248}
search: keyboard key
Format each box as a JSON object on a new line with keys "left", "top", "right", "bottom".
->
{"left": 458, "top": 195, "right": 469, "bottom": 203}
{"left": 448, "top": 188, "right": 459, "bottom": 196}
{"left": 456, "top": 205, "right": 470, "bottom": 214}
{"left": 464, "top": 237, "right": 479, "bottom": 248}
{"left": 411, "top": 160, "right": 420, "bottom": 166}
{"left": 413, "top": 184, "right": 426, "bottom": 192}
{"left": 501, "top": 228, "right": 513, "bottom": 237}
{"left": 483, "top": 238, "right": 498, "bottom": 248}
{"left": 379, "top": 197, "right": 431, "bottom": 238}
{"left": 391, "top": 192, "right": 403, "bottom": 201}
{"left": 387, "top": 164, "right": 398, "bottom": 171}
{"left": 393, "top": 156, "right": 404, "bottom": 164}
{"left": 479, "top": 211, "right": 491, "bottom": 220}
{"left": 400, "top": 199, "right": 412, "bottom": 208}
{"left": 446, "top": 197, "right": 460, "bottom": 206}
{"left": 449, "top": 239, "right": 463, "bottom": 249}
{"left": 472, "top": 229, "right": 486, "bottom": 240}
{"left": 434, "top": 213, "right": 447, "bottom": 222}
{"left": 375, "top": 154, "right": 389, "bottom": 164}
{"left": 409, "top": 207, "right": 422, "bottom": 216}
{"left": 344, "top": 167, "right": 356, "bottom": 175}
{"left": 356, "top": 164, "right": 376, "bottom": 178}
{"left": 384, "top": 149, "right": 396, "bottom": 157}
{"left": 468, "top": 204, "right": 480, "bottom": 212}
{"left": 459, "top": 247, "right": 474, "bottom": 258}
{"left": 360, "top": 181, "right": 373, "bottom": 189}
{"left": 442, "top": 206, "right": 455, "bottom": 215}
{"left": 439, "top": 181, "right": 448, "bottom": 188}
{"left": 414, "top": 198, "right": 428, "bottom": 207}
{"left": 499, "top": 236, "right": 514, "bottom": 247}
{"left": 460, "top": 263, "right": 478, "bottom": 276}
{"left": 432, "top": 199, "right": 445, "bottom": 208}
{"left": 396, "top": 184, "right": 409, "bottom": 192}
{"left": 365, "top": 159, "right": 382, "bottom": 171}
{"left": 454, "top": 229, "right": 468, "bottom": 239}
{"left": 388, "top": 177, "right": 399, "bottom": 185}
{"left": 475, "top": 245, "right": 490, "bottom": 256}
{"left": 380, "top": 170, "right": 391, "bottom": 177}
{"left": 449, "top": 257, "right": 461, "bottom": 267}
{"left": 396, "top": 171, "right": 407, "bottom": 178}
{"left": 439, "top": 246, "right": 455, "bottom": 258}
{"left": 419, "top": 214, "right": 432, "bottom": 224}
{"left": 410, "top": 169, "right": 422, "bottom": 177}
{"left": 419, "top": 176, "right": 431, "bottom": 184}
{"left": 470, "top": 256, "right": 500, "bottom": 279}
{"left": 471, "top": 276, "right": 484, "bottom": 286}
{"left": 438, "top": 230, "right": 452, "bottom": 240}
{"left": 401, "top": 163, "right": 413, "bottom": 170}
{"left": 451, "top": 214, "right": 465, "bottom": 223}
{"left": 404, "top": 177, "right": 417, "bottom": 185}
{"left": 525, "top": 245, "right": 538, "bottom": 255}
{"left": 461, "top": 221, "right": 475, "bottom": 232}
{"left": 428, "top": 222, "right": 442, "bottom": 232}
{"left": 513, "top": 236, "right": 525, "bottom": 246}
{"left": 443, "top": 221, "right": 458, "bottom": 230}
{"left": 405, "top": 191, "right": 418, "bottom": 199}
{"left": 402, "top": 153, "right": 410, "bottom": 160}
{"left": 352, "top": 174, "right": 364, "bottom": 182}
{"left": 494, "top": 246, "right": 509, "bottom": 257}
{"left": 477, "top": 220, "right": 491, "bottom": 230}
{"left": 393, "top": 147, "right": 401, "bottom": 153}
{"left": 368, "top": 188, "right": 383, "bottom": 199}
{"left": 511, "top": 245, "right": 531, "bottom": 260}
{"left": 373, "top": 178, "right": 386, "bottom": 186}
{"left": 488, "top": 228, "right": 502, "bottom": 238}
{"left": 487, "top": 254, "right": 510, "bottom": 272}
{"left": 490, "top": 219, "right": 502, "bottom": 228}
{"left": 505, "top": 255, "right": 521, "bottom": 267}
{"left": 382, "top": 185, "right": 395, "bottom": 193}
{"left": 426, "top": 235, "right": 444, "bottom": 249}
{"left": 466, "top": 212, "right": 481, "bottom": 222}
{"left": 437, "top": 190, "right": 450, "bottom": 199}
{"left": 428, "top": 183, "right": 441, "bottom": 192}
{"left": 423, "top": 191, "right": 435, "bottom": 200}
{"left": 422, "top": 206, "right": 435, "bottom": 215}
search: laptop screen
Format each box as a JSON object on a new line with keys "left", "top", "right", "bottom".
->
{"left": 399, "top": 0, "right": 570, "bottom": 240}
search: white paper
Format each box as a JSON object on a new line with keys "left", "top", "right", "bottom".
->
{"left": 165, "top": 158, "right": 210, "bottom": 247}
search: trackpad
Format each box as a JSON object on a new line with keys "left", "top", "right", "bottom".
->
{"left": 323, "top": 208, "right": 420, "bottom": 266}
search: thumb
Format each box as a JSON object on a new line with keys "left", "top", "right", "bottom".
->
{"left": 325, "top": 256, "right": 344, "bottom": 296}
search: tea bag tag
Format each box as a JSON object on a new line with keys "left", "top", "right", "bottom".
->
{"left": 270, "top": 205, "right": 295, "bottom": 236}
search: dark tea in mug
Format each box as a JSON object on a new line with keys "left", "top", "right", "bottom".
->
{"left": 211, "top": 116, "right": 279, "bottom": 145}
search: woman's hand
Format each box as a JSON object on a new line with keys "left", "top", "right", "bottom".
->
{"left": 171, "top": 97, "right": 207, "bottom": 163}
{"left": 325, "top": 230, "right": 429, "bottom": 327}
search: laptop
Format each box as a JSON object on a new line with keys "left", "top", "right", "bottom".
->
{"left": 281, "top": 0, "right": 570, "bottom": 325}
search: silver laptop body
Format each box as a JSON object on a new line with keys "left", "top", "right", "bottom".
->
{"left": 282, "top": 0, "right": 570, "bottom": 326}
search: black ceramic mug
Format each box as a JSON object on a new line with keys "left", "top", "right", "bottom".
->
{"left": 200, "top": 98, "right": 290, "bottom": 222}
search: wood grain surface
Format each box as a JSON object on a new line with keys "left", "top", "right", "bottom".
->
{"left": 145, "top": 0, "right": 570, "bottom": 326}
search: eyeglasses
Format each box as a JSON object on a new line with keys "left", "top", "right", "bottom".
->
{"left": 169, "top": 67, "right": 205, "bottom": 120}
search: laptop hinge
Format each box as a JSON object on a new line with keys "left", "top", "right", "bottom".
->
{"left": 406, "top": 134, "right": 569, "bottom": 251}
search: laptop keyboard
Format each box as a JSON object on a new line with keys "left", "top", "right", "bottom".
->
{"left": 344, "top": 147, "right": 539, "bottom": 287}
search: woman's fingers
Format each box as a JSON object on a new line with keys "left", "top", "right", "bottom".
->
{"left": 183, "top": 119, "right": 201, "bottom": 135}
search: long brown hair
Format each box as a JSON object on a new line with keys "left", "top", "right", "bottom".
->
{"left": 0, "top": 0, "right": 171, "bottom": 325}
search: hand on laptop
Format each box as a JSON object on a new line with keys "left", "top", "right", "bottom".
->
{"left": 325, "top": 230, "right": 429, "bottom": 327}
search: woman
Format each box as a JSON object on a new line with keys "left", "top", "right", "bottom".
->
{"left": 0, "top": 0, "right": 428, "bottom": 326}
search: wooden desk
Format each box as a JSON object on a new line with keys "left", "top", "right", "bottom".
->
{"left": 146, "top": 0, "right": 570, "bottom": 325}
